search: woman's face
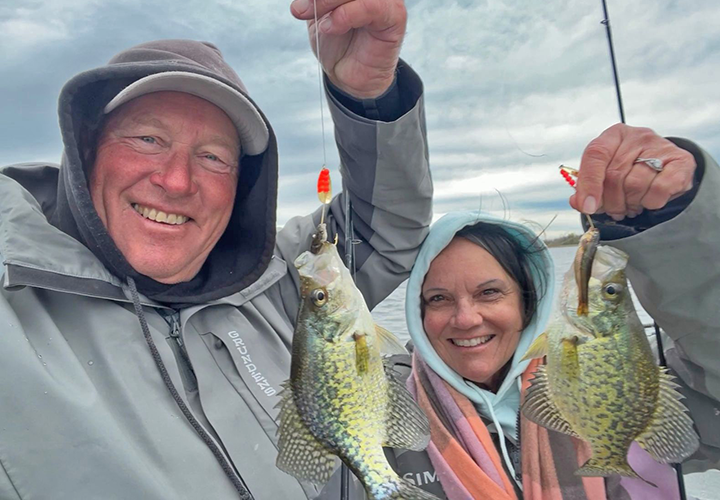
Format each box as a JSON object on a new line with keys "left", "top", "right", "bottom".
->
{"left": 421, "top": 237, "right": 524, "bottom": 390}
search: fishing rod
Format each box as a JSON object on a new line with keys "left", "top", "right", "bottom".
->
{"left": 600, "top": 0, "right": 625, "bottom": 124}
{"left": 341, "top": 186, "right": 355, "bottom": 499}
{"left": 599, "top": 3, "right": 686, "bottom": 498}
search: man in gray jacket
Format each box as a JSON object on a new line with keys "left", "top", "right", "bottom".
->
{"left": 0, "top": 1, "right": 432, "bottom": 499}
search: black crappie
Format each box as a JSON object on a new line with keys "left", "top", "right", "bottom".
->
{"left": 276, "top": 224, "right": 438, "bottom": 499}
{"left": 522, "top": 234, "right": 699, "bottom": 478}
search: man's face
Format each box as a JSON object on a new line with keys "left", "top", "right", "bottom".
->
{"left": 90, "top": 91, "right": 240, "bottom": 284}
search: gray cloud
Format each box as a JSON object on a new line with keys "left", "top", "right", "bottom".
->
{"left": 2, "top": 0, "right": 718, "bottom": 238}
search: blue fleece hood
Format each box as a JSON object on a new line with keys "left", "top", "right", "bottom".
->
{"left": 405, "top": 211, "right": 555, "bottom": 441}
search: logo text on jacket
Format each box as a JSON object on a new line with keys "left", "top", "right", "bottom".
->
{"left": 227, "top": 330, "right": 277, "bottom": 397}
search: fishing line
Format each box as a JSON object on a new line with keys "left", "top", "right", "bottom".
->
{"left": 498, "top": 66, "right": 546, "bottom": 159}
{"left": 313, "top": 0, "right": 328, "bottom": 169}
{"left": 310, "top": 3, "right": 354, "bottom": 497}
{"left": 313, "top": 0, "right": 332, "bottom": 227}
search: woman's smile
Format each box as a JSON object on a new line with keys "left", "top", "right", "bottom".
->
{"left": 422, "top": 236, "right": 524, "bottom": 390}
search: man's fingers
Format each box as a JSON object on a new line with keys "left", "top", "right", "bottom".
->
{"left": 574, "top": 124, "right": 697, "bottom": 220}
{"left": 292, "top": 0, "right": 348, "bottom": 20}
{"left": 320, "top": 1, "right": 396, "bottom": 36}
{"left": 640, "top": 159, "right": 695, "bottom": 210}
{"left": 569, "top": 192, "right": 604, "bottom": 214}
{"left": 623, "top": 164, "right": 655, "bottom": 207}
{"left": 611, "top": 162, "right": 656, "bottom": 219}
{"left": 576, "top": 124, "right": 623, "bottom": 214}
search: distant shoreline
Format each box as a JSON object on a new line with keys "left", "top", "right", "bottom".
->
{"left": 544, "top": 233, "right": 581, "bottom": 248}
{"left": 545, "top": 243, "right": 578, "bottom": 248}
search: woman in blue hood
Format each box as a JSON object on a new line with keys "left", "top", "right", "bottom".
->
{"left": 405, "top": 212, "right": 555, "bottom": 499}
{"left": 398, "top": 124, "right": 720, "bottom": 499}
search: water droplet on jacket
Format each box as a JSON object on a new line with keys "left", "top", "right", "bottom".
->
{"left": 38, "top": 354, "right": 42, "bottom": 359}
{"left": 88, "top": 360, "right": 94, "bottom": 366}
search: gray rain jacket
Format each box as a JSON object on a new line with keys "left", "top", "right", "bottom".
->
{"left": 0, "top": 40, "right": 432, "bottom": 499}
{"left": 379, "top": 139, "right": 720, "bottom": 499}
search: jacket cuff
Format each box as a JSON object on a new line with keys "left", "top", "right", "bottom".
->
{"left": 325, "top": 59, "right": 423, "bottom": 122}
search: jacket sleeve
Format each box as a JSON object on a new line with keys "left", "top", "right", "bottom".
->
{"left": 275, "top": 61, "right": 432, "bottom": 321}
{"left": 599, "top": 141, "right": 720, "bottom": 472}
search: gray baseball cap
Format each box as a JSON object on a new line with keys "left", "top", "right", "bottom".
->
{"left": 103, "top": 41, "right": 270, "bottom": 156}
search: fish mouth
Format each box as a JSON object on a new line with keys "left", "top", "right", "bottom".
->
{"left": 450, "top": 335, "right": 495, "bottom": 348}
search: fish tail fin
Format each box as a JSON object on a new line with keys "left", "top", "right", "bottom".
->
{"left": 374, "top": 478, "right": 440, "bottom": 500}
{"left": 576, "top": 459, "right": 640, "bottom": 479}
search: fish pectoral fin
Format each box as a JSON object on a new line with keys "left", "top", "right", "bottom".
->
{"left": 354, "top": 332, "right": 370, "bottom": 375}
{"left": 521, "top": 332, "right": 549, "bottom": 361}
{"left": 635, "top": 368, "right": 700, "bottom": 463}
{"left": 521, "top": 365, "right": 580, "bottom": 438}
{"left": 276, "top": 384, "right": 339, "bottom": 485}
{"left": 375, "top": 324, "right": 408, "bottom": 355}
{"left": 382, "top": 363, "right": 431, "bottom": 451}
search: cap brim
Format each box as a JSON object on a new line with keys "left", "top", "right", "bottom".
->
{"left": 104, "top": 71, "right": 269, "bottom": 156}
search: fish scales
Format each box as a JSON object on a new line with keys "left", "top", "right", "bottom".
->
{"left": 293, "top": 323, "right": 393, "bottom": 489}
{"left": 277, "top": 224, "right": 439, "bottom": 500}
{"left": 522, "top": 232, "right": 699, "bottom": 479}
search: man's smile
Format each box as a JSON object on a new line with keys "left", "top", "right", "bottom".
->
{"left": 132, "top": 203, "right": 190, "bottom": 225}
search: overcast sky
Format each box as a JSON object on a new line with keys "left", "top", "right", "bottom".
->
{"left": 2, "top": 0, "right": 719, "bottom": 238}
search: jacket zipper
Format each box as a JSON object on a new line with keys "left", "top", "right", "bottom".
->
{"left": 161, "top": 310, "right": 197, "bottom": 390}
{"left": 513, "top": 408, "right": 523, "bottom": 483}
{"left": 168, "top": 312, "right": 184, "bottom": 349}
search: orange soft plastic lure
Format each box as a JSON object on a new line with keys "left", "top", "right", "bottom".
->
{"left": 317, "top": 167, "right": 332, "bottom": 204}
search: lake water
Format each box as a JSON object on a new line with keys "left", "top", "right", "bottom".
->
{"left": 371, "top": 245, "right": 720, "bottom": 499}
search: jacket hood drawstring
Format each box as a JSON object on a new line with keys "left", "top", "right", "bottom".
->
{"left": 125, "top": 276, "right": 255, "bottom": 500}
{"left": 476, "top": 389, "right": 521, "bottom": 489}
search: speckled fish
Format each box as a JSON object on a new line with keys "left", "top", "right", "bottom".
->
{"left": 276, "top": 224, "right": 438, "bottom": 499}
{"left": 521, "top": 232, "right": 699, "bottom": 478}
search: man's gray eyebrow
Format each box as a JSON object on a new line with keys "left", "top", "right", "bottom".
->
{"left": 122, "top": 115, "right": 240, "bottom": 155}
{"left": 126, "top": 115, "right": 167, "bottom": 129}
{"left": 206, "top": 134, "right": 241, "bottom": 154}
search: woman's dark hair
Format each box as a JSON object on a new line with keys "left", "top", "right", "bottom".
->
{"left": 455, "top": 222, "right": 547, "bottom": 329}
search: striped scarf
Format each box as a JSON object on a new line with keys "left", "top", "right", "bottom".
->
{"left": 408, "top": 353, "right": 608, "bottom": 500}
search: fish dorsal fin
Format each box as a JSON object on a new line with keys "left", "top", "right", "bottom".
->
{"left": 382, "top": 363, "right": 431, "bottom": 451}
{"left": 275, "top": 383, "right": 339, "bottom": 485}
{"left": 375, "top": 324, "right": 408, "bottom": 355}
{"left": 635, "top": 368, "right": 700, "bottom": 463}
{"left": 521, "top": 365, "right": 580, "bottom": 438}
{"left": 521, "top": 332, "right": 549, "bottom": 361}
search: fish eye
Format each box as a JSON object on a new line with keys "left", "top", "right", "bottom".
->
{"left": 311, "top": 288, "right": 328, "bottom": 306}
{"left": 603, "top": 283, "right": 624, "bottom": 298}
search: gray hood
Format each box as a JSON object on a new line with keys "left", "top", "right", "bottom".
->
{"left": 48, "top": 39, "right": 279, "bottom": 306}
